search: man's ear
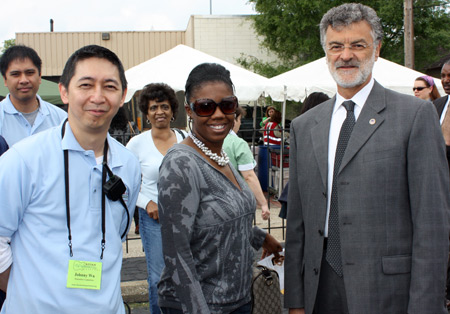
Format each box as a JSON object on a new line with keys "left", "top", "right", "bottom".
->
{"left": 374, "top": 41, "right": 382, "bottom": 61}
{"left": 58, "top": 83, "right": 69, "bottom": 105}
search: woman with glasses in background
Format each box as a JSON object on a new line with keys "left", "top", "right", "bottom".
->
{"left": 157, "top": 63, "right": 282, "bottom": 314}
{"left": 126, "top": 83, "right": 186, "bottom": 314}
{"left": 413, "top": 75, "right": 441, "bottom": 101}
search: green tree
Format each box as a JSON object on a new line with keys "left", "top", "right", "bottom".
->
{"left": 1, "top": 39, "right": 15, "bottom": 54}
{"left": 242, "top": 0, "right": 450, "bottom": 76}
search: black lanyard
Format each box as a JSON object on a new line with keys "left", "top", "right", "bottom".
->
{"left": 62, "top": 120, "right": 109, "bottom": 260}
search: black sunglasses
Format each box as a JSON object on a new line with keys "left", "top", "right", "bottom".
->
{"left": 190, "top": 96, "right": 238, "bottom": 117}
{"left": 412, "top": 87, "right": 426, "bottom": 91}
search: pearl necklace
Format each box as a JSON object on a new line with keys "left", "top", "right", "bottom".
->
{"left": 189, "top": 132, "right": 229, "bottom": 167}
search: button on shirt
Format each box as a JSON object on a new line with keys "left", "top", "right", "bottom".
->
{"left": 324, "top": 78, "right": 374, "bottom": 237}
{"left": 0, "top": 94, "right": 67, "bottom": 146}
{"left": 0, "top": 121, "right": 141, "bottom": 314}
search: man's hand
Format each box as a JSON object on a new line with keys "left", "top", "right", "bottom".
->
{"left": 0, "top": 265, "right": 11, "bottom": 293}
{"left": 145, "top": 201, "right": 159, "bottom": 221}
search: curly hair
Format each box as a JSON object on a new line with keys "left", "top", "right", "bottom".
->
{"left": 138, "top": 83, "right": 179, "bottom": 119}
{"left": 320, "top": 3, "right": 383, "bottom": 50}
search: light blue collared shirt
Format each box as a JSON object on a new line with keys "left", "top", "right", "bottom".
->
{"left": 0, "top": 121, "right": 141, "bottom": 314}
{"left": 0, "top": 94, "right": 67, "bottom": 146}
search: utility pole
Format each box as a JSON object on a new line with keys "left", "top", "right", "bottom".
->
{"left": 210, "top": 0, "right": 212, "bottom": 14}
{"left": 404, "top": 0, "right": 414, "bottom": 69}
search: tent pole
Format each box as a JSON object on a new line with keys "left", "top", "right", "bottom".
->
{"left": 279, "top": 85, "right": 287, "bottom": 198}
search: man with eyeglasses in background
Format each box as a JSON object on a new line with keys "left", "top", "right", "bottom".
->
{"left": 284, "top": 3, "right": 450, "bottom": 314}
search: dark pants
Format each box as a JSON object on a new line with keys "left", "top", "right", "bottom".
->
{"left": 161, "top": 302, "right": 251, "bottom": 314}
{"left": 314, "top": 242, "right": 349, "bottom": 314}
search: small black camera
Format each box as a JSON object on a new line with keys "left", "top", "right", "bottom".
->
{"left": 103, "top": 173, "right": 126, "bottom": 201}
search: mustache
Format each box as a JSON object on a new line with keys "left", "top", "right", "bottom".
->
{"left": 335, "top": 60, "right": 360, "bottom": 68}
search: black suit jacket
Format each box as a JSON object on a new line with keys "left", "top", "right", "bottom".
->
{"left": 434, "top": 95, "right": 450, "bottom": 117}
{"left": 434, "top": 95, "right": 450, "bottom": 166}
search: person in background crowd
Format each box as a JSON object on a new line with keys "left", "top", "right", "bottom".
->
{"left": 259, "top": 105, "right": 276, "bottom": 128}
{"left": 433, "top": 59, "right": 450, "bottom": 304}
{"left": 0, "top": 45, "right": 66, "bottom": 146}
{"left": 126, "top": 82, "right": 186, "bottom": 314}
{"left": 0, "top": 135, "right": 7, "bottom": 310}
{"left": 157, "top": 62, "right": 282, "bottom": 314}
{"left": 285, "top": 4, "right": 449, "bottom": 314}
{"left": 413, "top": 75, "right": 440, "bottom": 101}
{"left": 223, "top": 106, "right": 270, "bottom": 220}
{"left": 262, "top": 107, "right": 282, "bottom": 146}
{"left": 0, "top": 136, "right": 7, "bottom": 156}
{"left": 0, "top": 45, "right": 141, "bottom": 314}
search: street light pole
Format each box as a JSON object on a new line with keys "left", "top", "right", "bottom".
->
{"left": 210, "top": 0, "right": 212, "bottom": 15}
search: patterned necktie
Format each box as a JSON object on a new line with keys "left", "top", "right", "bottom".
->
{"left": 326, "top": 100, "right": 356, "bottom": 277}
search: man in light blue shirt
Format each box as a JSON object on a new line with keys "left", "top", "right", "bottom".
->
{"left": 0, "top": 45, "right": 141, "bottom": 314}
{"left": 0, "top": 45, "right": 66, "bottom": 146}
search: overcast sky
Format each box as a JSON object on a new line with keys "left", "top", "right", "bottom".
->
{"left": 1, "top": 0, "right": 256, "bottom": 46}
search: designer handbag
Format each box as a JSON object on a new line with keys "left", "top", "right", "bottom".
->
{"left": 251, "top": 265, "right": 282, "bottom": 314}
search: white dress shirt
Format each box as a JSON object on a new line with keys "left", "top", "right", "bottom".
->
{"left": 439, "top": 95, "right": 450, "bottom": 125}
{"left": 324, "top": 78, "right": 375, "bottom": 237}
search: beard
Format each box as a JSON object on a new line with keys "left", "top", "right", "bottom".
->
{"left": 328, "top": 49, "right": 376, "bottom": 88}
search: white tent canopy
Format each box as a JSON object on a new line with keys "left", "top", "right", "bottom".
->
{"left": 125, "top": 44, "right": 274, "bottom": 103}
{"left": 266, "top": 57, "right": 444, "bottom": 102}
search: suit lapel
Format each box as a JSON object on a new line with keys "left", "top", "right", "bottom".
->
{"left": 311, "top": 98, "right": 335, "bottom": 188}
{"left": 339, "top": 81, "right": 386, "bottom": 173}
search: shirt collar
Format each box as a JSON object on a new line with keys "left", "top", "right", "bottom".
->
{"left": 3, "top": 94, "right": 48, "bottom": 115}
{"left": 333, "top": 77, "right": 375, "bottom": 114}
{"left": 60, "top": 120, "right": 124, "bottom": 169}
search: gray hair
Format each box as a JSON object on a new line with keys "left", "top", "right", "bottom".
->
{"left": 319, "top": 3, "right": 383, "bottom": 50}
{"left": 443, "top": 59, "right": 450, "bottom": 68}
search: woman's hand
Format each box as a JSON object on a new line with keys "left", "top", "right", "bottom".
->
{"left": 261, "top": 233, "right": 283, "bottom": 259}
{"left": 146, "top": 201, "right": 159, "bottom": 221}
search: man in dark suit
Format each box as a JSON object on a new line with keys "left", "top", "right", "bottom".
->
{"left": 284, "top": 3, "right": 450, "bottom": 314}
{"left": 434, "top": 61, "right": 450, "bottom": 167}
{"left": 433, "top": 60, "right": 450, "bottom": 302}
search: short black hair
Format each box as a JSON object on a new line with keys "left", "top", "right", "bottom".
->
{"left": 138, "top": 83, "right": 179, "bottom": 119}
{"left": 60, "top": 45, "right": 127, "bottom": 94}
{"left": 0, "top": 45, "right": 42, "bottom": 77}
{"left": 185, "top": 63, "right": 235, "bottom": 104}
{"left": 300, "top": 92, "right": 330, "bottom": 115}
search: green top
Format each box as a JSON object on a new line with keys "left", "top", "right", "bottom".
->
{"left": 223, "top": 133, "right": 256, "bottom": 175}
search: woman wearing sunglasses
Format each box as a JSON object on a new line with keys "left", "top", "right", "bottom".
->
{"left": 157, "top": 63, "right": 282, "bottom": 314}
{"left": 413, "top": 75, "right": 441, "bottom": 101}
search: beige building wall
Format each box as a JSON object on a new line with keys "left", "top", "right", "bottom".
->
{"left": 188, "top": 15, "right": 278, "bottom": 66}
{"left": 17, "top": 31, "right": 185, "bottom": 76}
{"left": 16, "top": 15, "right": 279, "bottom": 78}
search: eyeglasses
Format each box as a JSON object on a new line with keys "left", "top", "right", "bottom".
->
{"left": 327, "top": 43, "right": 372, "bottom": 55}
{"left": 189, "top": 96, "right": 238, "bottom": 117}
{"left": 412, "top": 87, "right": 426, "bottom": 91}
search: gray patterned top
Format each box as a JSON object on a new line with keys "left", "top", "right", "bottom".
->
{"left": 157, "top": 144, "right": 267, "bottom": 313}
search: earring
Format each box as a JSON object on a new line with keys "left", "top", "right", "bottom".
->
{"left": 146, "top": 119, "right": 150, "bottom": 124}
{"left": 170, "top": 116, "right": 175, "bottom": 122}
